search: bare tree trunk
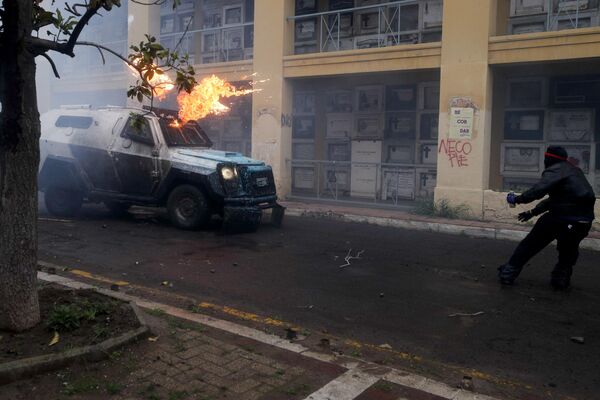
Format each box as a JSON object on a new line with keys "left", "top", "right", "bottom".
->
{"left": 0, "top": 0, "right": 41, "bottom": 331}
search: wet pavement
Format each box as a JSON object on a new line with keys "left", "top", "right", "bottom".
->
{"left": 37, "top": 206, "right": 600, "bottom": 400}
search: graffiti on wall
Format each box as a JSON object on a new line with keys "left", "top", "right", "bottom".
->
{"left": 439, "top": 139, "right": 472, "bottom": 168}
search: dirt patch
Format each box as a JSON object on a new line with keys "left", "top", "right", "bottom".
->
{"left": 0, "top": 286, "right": 139, "bottom": 363}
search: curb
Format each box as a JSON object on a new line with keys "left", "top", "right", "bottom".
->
{"left": 285, "top": 208, "right": 600, "bottom": 252}
{"left": 36, "top": 270, "right": 502, "bottom": 400}
{"left": 0, "top": 301, "right": 149, "bottom": 385}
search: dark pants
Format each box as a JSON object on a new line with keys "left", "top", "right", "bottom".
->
{"left": 501, "top": 213, "right": 592, "bottom": 286}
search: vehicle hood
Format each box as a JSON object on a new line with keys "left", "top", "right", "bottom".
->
{"left": 170, "top": 148, "right": 265, "bottom": 168}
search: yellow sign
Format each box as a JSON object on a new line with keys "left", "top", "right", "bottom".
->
{"left": 449, "top": 107, "right": 474, "bottom": 139}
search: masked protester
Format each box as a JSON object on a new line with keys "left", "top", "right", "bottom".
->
{"left": 500, "top": 146, "right": 596, "bottom": 289}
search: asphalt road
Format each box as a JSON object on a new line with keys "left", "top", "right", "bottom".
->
{"left": 37, "top": 206, "right": 600, "bottom": 400}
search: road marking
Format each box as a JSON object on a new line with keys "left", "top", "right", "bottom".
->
{"left": 302, "top": 367, "right": 379, "bottom": 400}
{"left": 38, "top": 217, "right": 73, "bottom": 223}
{"left": 38, "top": 262, "right": 130, "bottom": 287}
{"left": 70, "top": 269, "right": 129, "bottom": 286}
{"left": 198, "top": 302, "right": 297, "bottom": 329}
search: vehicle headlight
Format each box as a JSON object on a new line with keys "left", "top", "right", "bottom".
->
{"left": 221, "top": 166, "right": 237, "bottom": 180}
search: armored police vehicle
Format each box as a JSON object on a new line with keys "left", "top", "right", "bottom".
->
{"left": 38, "top": 106, "right": 280, "bottom": 230}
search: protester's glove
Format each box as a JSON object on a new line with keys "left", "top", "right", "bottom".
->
{"left": 517, "top": 211, "right": 534, "bottom": 222}
{"left": 506, "top": 192, "right": 518, "bottom": 206}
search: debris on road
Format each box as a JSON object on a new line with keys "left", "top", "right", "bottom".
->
{"left": 110, "top": 284, "right": 119, "bottom": 292}
{"left": 148, "top": 336, "right": 159, "bottom": 342}
{"left": 285, "top": 328, "right": 298, "bottom": 340}
{"left": 48, "top": 331, "right": 60, "bottom": 347}
{"left": 210, "top": 269, "right": 216, "bottom": 274}
{"left": 460, "top": 376, "right": 474, "bottom": 391}
{"left": 570, "top": 336, "right": 585, "bottom": 344}
{"left": 448, "top": 311, "right": 485, "bottom": 318}
{"left": 161, "top": 281, "right": 173, "bottom": 287}
{"left": 378, "top": 343, "right": 392, "bottom": 350}
{"left": 379, "top": 292, "right": 385, "bottom": 298}
{"left": 339, "top": 249, "right": 365, "bottom": 269}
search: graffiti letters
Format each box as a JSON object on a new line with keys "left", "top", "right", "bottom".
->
{"left": 439, "top": 139, "right": 472, "bottom": 168}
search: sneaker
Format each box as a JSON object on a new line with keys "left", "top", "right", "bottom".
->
{"left": 498, "top": 264, "right": 519, "bottom": 285}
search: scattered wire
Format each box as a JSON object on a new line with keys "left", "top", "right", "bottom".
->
{"left": 339, "top": 249, "right": 365, "bottom": 269}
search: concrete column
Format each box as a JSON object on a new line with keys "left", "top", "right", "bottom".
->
{"left": 435, "top": 0, "right": 497, "bottom": 217}
{"left": 126, "top": 2, "right": 160, "bottom": 108}
{"left": 251, "top": 0, "right": 295, "bottom": 198}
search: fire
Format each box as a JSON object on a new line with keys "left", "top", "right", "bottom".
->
{"left": 129, "top": 61, "right": 263, "bottom": 123}
{"left": 177, "top": 75, "right": 257, "bottom": 123}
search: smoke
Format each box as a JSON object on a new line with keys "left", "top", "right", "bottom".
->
{"left": 38, "top": 0, "right": 130, "bottom": 112}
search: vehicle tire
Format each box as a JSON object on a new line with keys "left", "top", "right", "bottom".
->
{"left": 45, "top": 186, "right": 83, "bottom": 217}
{"left": 104, "top": 202, "right": 131, "bottom": 218}
{"left": 167, "top": 185, "right": 211, "bottom": 230}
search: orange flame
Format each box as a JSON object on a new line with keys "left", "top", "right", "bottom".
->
{"left": 129, "top": 62, "right": 262, "bottom": 122}
{"left": 177, "top": 75, "right": 257, "bottom": 123}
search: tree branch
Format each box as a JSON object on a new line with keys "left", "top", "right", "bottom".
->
{"left": 129, "top": 0, "right": 167, "bottom": 6}
{"left": 26, "top": 3, "right": 102, "bottom": 57}
{"left": 172, "top": 13, "right": 193, "bottom": 54}
{"left": 40, "top": 53, "right": 61, "bottom": 78}
{"left": 65, "top": 4, "right": 102, "bottom": 52}
{"left": 75, "top": 41, "right": 136, "bottom": 70}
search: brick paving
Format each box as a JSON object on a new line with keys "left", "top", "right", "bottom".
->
{"left": 118, "top": 317, "right": 315, "bottom": 400}
{"left": 0, "top": 309, "right": 343, "bottom": 400}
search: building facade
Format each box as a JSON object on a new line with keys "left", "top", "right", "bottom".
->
{"left": 40, "top": 0, "right": 600, "bottom": 222}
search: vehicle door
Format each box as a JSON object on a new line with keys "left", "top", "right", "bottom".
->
{"left": 54, "top": 115, "right": 121, "bottom": 192}
{"left": 113, "top": 117, "right": 161, "bottom": 196}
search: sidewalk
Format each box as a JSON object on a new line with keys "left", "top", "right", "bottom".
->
{"left": 4, "top": 271, "right": 502, "bottom": 400}
{"left": 281, "top": 200, "right": 600, "bottom": 252}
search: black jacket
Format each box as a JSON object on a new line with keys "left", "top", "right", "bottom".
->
{"left": 517, "top": 161, "right": 596, "bottom": 221}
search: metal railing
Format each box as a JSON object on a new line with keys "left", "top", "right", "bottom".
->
{"left": 508, "top": 0, "right": 600, "bottom": 34}
{"left": 160, "top": 22, "right": 254, "bottom": 65}
{"left": 288, "top": 0, "right": 442, "bottom": 55}
{"left": 549, "top": 0, "right": 596, "bottom": 29}
{"left": 288, "top": 159, "right": 436, "bottom": 205}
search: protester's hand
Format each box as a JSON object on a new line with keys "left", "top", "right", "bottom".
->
{"left": 518, "top": 211, "right": 534, "bottom": 222}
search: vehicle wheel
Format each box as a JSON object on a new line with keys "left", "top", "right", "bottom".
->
{"left": 45, "top": 186, "right": 83, "bottom": 217}
{"left": 104, "top": 202, "right": 131, "bottom": 218}
{"left": 167, "top": 185, "right": 211, "bottom": 230}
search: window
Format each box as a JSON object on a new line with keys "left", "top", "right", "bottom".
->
{"left": 55, "top": 116, "right": 93, "bottom": 129}
{"left": 159, "top": 120, "right": 212, "bottom": 147}
{"left": 123, "top": 117, "right": 154, "bottom": 145}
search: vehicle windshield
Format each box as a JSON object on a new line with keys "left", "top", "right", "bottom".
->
{"left": 159, "top": 120, "right": 212, "bottom": 148}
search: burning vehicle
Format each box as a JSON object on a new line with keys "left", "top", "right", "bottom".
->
{"left": 38, "top": 105, "right": 282, "bottom": 230}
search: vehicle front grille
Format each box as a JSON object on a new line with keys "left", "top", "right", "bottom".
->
{"left": 246, "top": 169, "right": 276, "bottom": 197}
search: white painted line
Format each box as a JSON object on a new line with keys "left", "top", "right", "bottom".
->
{"left": 38, "top": 269, "right": 503, "bottom": 400}
{"left": 302, "top": 367, "right": 380, "bottom": 400}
